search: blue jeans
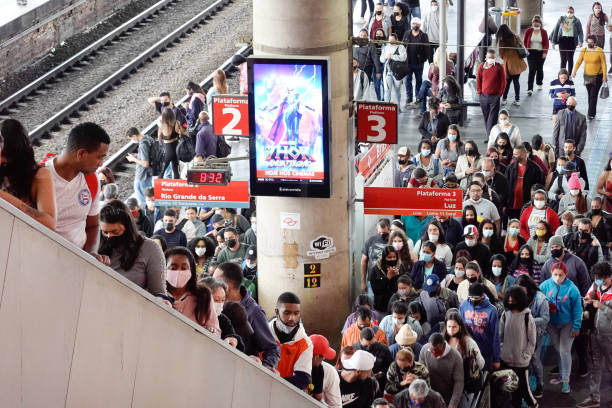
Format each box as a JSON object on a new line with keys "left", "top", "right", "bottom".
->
{"left": 409, "top": 6, "right": 421, "bottom": 19}
{"left": 417, "top": 80, "right": 433, "bottom": 113}
{"left": 134, "top": 173, "right": 153, "bottom": 206}
{"left": 373, "top": 73, "right": 384, "bottom": 101}
{"left": 404, "top": 62, "right": 424, "bottom": 103}
{"left": 529, "top": 333, "right": 545, "bottom": 388}
{"left": 388, "top": 0, "right": 395, "bottom": 5}
{"left": 548, "top": 322, "right": 575, "bottom": 384}
{"left": 385, "top": 74, "right": 402, "bottom": 105}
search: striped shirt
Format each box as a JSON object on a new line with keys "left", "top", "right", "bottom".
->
{"left": 549, "top": 78, "right": 576, "bottom": 110}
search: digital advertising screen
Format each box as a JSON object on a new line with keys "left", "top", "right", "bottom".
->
{"left": 248, "top": 56, "right": 331, "bottom": 198}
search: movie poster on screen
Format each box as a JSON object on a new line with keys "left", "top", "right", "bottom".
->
{"left": 248, "top": 56, "right": 331, "bottom": 198}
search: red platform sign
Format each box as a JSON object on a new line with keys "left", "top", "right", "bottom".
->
{"left": 356, "top": 102, "right": 398, "bottom": 144}
{"left": 364, "top": 187, "right": 463, "bottom": 217}
{"left": 212, "top": 95, "right": 249, "bottom": 136}
{"left": 357, "top": 143, "right": 391, "bottom": 179}
{"left": 154, "top": 179, "right": 250, "bottom": 208}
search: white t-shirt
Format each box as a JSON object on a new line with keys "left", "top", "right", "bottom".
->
{"left": 527, "top": 208, "right": 547, "bottom": 237}
{"left": 321, "top": 361, "right": 342, "bottom": 408}
{"left": 47, "top": 159, "right": 100, "bottom": 248}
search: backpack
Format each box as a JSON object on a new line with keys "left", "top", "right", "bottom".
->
{"left": 141, "top": 136, "right": 165, "bottom": 177}
{"left": 490, "top": 369, "right": 519, "bottom": 393}
{"left": 176, "top": 134, "right": 196, "bottom": 162}
{"left": 216, "top": 134, "right": 232, "bottom": 158}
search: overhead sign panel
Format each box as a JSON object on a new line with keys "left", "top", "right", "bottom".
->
{"left": 154, "top": 179, "right": 249, "bottom": 208}
{"left": 364, "top": 187, "right": 463, "bottom": 217}
{"left": 212, "top": 95, "right": 249, "bottom": 136}
{"left": 356, "top": 102, "right": 398, "bottom": 144}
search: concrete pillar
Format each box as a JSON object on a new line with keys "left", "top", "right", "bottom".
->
{"left": 439, "top": 0, "right": 447, "bottom": 82}
{"left": 252, "top": 0, "right": 351, "bottom": 344}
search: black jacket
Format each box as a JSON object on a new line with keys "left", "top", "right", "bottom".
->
{"left": 485, "top": 171, "right": 509, "bottom": 209}
{"left": 568, "top": 155, "right": 590, "bottom": 191}
{"left": 585, "top": 210, "right": 612, "bottom": 247}
{"left": 402, "top": 30, "right": 433, "bottom": 64}
{"left": 505, "top": 159, "right": 545, "bottom": 208}
{"left": 563, "top": 232, "right": 600, "bottom": 271}
{"left": 410, "top": 259, "right": 447, "bottom": 290}
{"left": 452, "top": 242, "right": 492, "bottom": 275}
{"left": 418, "top": 111, "right": 450, "bottom": 139}
{"left": 370, "top": 260, "right": 401, "bottom": 313}
{"left": 135, "top": 210, "right": 153, "bottom": 237}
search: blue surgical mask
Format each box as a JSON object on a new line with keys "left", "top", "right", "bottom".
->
{"left": 556, "top": 165, "right": 564, "bottom": 174}
{"left": 508, "top": 227, "right": 519, "bottom": 236}
{"left": 595, "top": 279, "right": 604, "bottom": 287}
{"left": 420, "top": 252, "right": 433, "bottom": 262}
{"left": 421, "top": 149, "right": 431, "bottom": 157}
{"left": 448, "top": 134, "right": 457, "bottom": 142}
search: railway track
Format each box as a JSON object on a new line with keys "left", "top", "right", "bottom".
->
{"left": 0, "top": 0, "right": 233, "bottom": 146}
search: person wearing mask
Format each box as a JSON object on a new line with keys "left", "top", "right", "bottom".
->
{"left": 539, "top": 262, "right": 583, "bottom": 394}
{"left": 520, "top": 189, "right": 561, "bottom": 240}
{"left": 477, "top": 49, "right": 506, "bottom": 135}
{"left": 199, "top": 277, "right": 241, "bottom": 349}
{"left": 187, "top": 236, "right": 215, "bottom": 277}
{"left": 184, "top": 207, "right": 208, "bottom": 237}
{"left": 165, "top": 247, "right": 221, "bottom": 337}
{"left": 417, "top": 98, "right": 450, "bottom": 142}
{"left": 497, "top": 24, "right": 527, "bottom": 106}
{"left": 362, "top": 218, "right": 392, "bottom": 293}
{"left": 143, "top": 187, "right": 162, "bottom": 227}
{"left": 549, "top": 68, "right": 576, "bottom": 125}
{"left": 407, "top": 167, "right": 437, "bottom": 189}
{"left": 547, "top": 159, "right": 585, "bottom": 201}
{"left": 338, "top": 350, "right": 378, "bottom": 408}
{"left": 240, "top": 212, "right": 257, "bottom": 246}
{"left": 370, "top": 246, "right": 403, "bottom": 313}
{"left": 353, "top": 57, "right": 371, "bottom": 101}
{"left": 551, "top": 6, "right": 584, "bottom": 74}
{"left": 422, "top": 0, "right": 445, "bottom": 53}
{"left": 182, "top": 81, "right": 206, "bottom": 129}
{"left": 381, "top": 33, "right": 407, "bottom": 107}
{"left": 309, "top": 334, "right": 341, "bottom": 407}
{"left": 480, "top": 157, "right": 509, "bottom": 209}
{"left": 439, "top": 75, "right": 463, "bottom": 125}
{"left": 456, "top": 261, "right": 497, "bottom": 303}
{"left": 487, "top": 110, "right": 521, "bottom": 149}
{"left": 385, "top": 348, "right": 430, "bottom": 399}
{"left": 381, "top": 300, "right": 422, "bottom": 345}
{"left": 390, "top": 230, "right": 417, "bottom": 270}
{"left": 402, "top": 17, "right": 432, "bottom": 109}
{"left": 490, "top": 254, "right": 514, "bottom": 298}
{"left": 526, "top": 220, "right": 553, "bottom": 265}
{"left": 126, "top": 198, "right": 153, "bottom": 237}
{"left": 368, "top": 3, "right": 390, "bottom": 40}
{"left": 153, "top": 208, "right": 187, "bottom": 249}
{"left": 124, "top": 127, "right": 154, "bottom": 207}
{"left": 573, "top": 34, "right": 608, "bottom": 120}
{"left": 396, "top": 146, "right": 415, "bottom": 187}
{"left": 343, "top": 306, "right": 389, "bottom": 347}
{"left": 387, "top": 276, "right": 420, "bottom": 315}
{"left": 586, "top": 196, "right": 612, "bottom": 257}
{"left": 563, "top": 218, "right": 601, "bottom": 270}
{"left": 558, "top": 173, "right": 590, "bottom": 216}
{"left": 506, "top": 145, "right": 545, "bottom": 219}
{"left": 586, "top": 2, "right": 608, "bottom": 49}
{"left": 578, "top": 262, "right": 612, "bottom": 408}
{"left": 526, "top": 141, "right": 550, "bottom": 178}
{"left": 213, "top": 262, "right": 280, "bottom": 369}
{"left": 422, "top": 214, "right": 463, "bottom": 248}
{"left": 459, "top": 282, "right": 501, "bottom": 371}
{"left": 418, "top": 333, "right": 464, "bottom": 408}
{"left": 463, "top": 181, "right": 500, "bottom": 231}
{"left": 354, "top": 327, "right": 393, "bottom": 394}
{"left": 453, "top": 226, "right": 492, "bottom": 275}
{"left": 490, "top": 133, "right": 513, "bottom": 167}
{"left": 415, "top": 50, "right": 454, "bottom": 116}
{"left": 461, "top": 205, "right": 477, "bottom": 229}
{"left": 389, "top": 3, "right": 410, "bottom": 42}
{"left": 342, "top": 295, "right": 386, "bottom": 334}
{"left": 414, "top": 221, "right": 452, "bottom": 270}
{"left": 371, "top": 28, "right": 387, "bottom": 101}
{"left": 523, "top": 15, "right": 549, "bottom": 95}
{"left": 441, "top": 257, "right": 468, "bottom": 292}
{"left": 563, "top": 139, "right": 589, "bottom": 190}
{"left": 410, "top": 241, "right": 447, "bottom": 290}
{"left": 147, "top": 91, "right": 186, "bottom": 127}
{"left": 268, "top": 292, "right": 313, "bottom": 391}
{"left": 508, "top": 244, "right": 542, "bottom": 283}
{"left": 216, "top": 227, "right": 250, "bottom": 265}
{"left": 455, "top": 141, "right": 482, "bottom": 190}
{"left": 420, "top": 274, "right": 459, "bottom": 329}
{"left": 499, "top": 285, "right": 538, "bottom": 408}
{"left": 541, "top": 235, "right": 591, "bottom": 295}
{"left": 552, "top": 96, "right": 587, "bottom": 158}
{"left": 393, "top": 379, "right": 446, "bottom": 408}
{"left": 503, "top": 218, "right": 525, "bottom": 266}
{"left": 435, "top": 124, "right": 463, "bottom": 176}
{"left": 412, "top": 139, "right": 443, "bottom": 185}
{"left": 354, "top": 29, "right": 374, "bottom": 77}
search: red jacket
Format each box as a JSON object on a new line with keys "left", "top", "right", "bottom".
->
{"left": 477, "top": 62, "right": 506, "bottom": 96}
{"left": 519, "top": 205, "right": 560, "bottom": 241}
{"left": 523, "top": 28, "right": 550, "bottom": 53}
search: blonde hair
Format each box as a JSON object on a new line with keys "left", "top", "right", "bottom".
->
{"left": 396, "top": 348, "right": 414, "bottom": 363}
{"left": 433, "top": 48, "right": 451, "bottom": 68}
{"left": 213, "top": 70, "right": 228, "bottom": 94}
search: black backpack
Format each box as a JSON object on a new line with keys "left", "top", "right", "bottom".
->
{"left": 141, "top": 136, "right": 165, "bottom": 177}
{"left": 176, "top": 134, "right": 196, "bottom": 162}
{"left": 216, "top": 134, "right": 232, "bottom": 158}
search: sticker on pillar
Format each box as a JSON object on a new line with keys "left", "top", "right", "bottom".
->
{"left": 306, "top": 235, "right": 336, "bottom": 260}
{"left": 280, "top": 212, "right": 300, "bottom": 230}
{"left": 304, "top": 263, "right": 321, "bottom": 288}
{"left": 283, "top": 241, "right": 299, "bottom": 269}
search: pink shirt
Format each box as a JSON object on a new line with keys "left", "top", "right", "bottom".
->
{"left": 173, "top": 292, "right": 221, "bottom": 337}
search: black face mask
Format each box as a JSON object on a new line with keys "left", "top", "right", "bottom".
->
{"left": 579, "top": 231, "right": 591, "bottom": 240}
{"left": 381, "top": 232, "right": 390, "bottom": 242}
{"left": 398, "top": 159, "right": 407, "bottom": 165}
{"left": 162, "top": 101, "right": 171, "bottom": 107}
{"left": 465, "top": 150, "right": 474, "bottom": 156}
{"left": 385, "top": 259, "right": 398, "bottom": 267}
{"left": 467, "top": 276, "right": 478, "bottom": 284}
{"left": 567, "top": 105, "right": 576, "bottom": 111}
{"left": 513, "top": 156, "right": 521, "bottom": 162}
{"left": 592, "top": 209, "right": 602, "bottom": 215}
{"left": 376, "top": 10, "right": 383, "bottom": 15}
{"left": 519, "top": 257, "right": 531, "bottom": 265}
{"left": 497, "top": 143, "right": 507, "bottom": 150}
{"left": 394, "top": 11, "right": 400, "bottom": 16}
{"left": 164, "top": 222, "right": 174, "bottom": 232}
{"left": 375, "top": 36, "right": 385, "bottom": 40}
{"left": 107, "top": 234, "right": 126, "bottom": 249}
{"left": 551, "top": 248, "right": 564, "bottom": 259}
{"left": 226, "top": 239, "right": 237, "bottom": 248}
{"left": 588, "top": 43, "right": 595, "bottom": 49}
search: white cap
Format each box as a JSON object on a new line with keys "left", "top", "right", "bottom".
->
{"left": 342, "top": 350, "right": 376, "bottom": 371}
{"left": 411, "top": 17, "right": 422, "bottom": 25}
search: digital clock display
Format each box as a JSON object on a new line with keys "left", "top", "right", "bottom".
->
{"left": 186, "top": 169, "right": 229, "bottom": 185}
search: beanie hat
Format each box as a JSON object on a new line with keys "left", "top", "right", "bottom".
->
{"left": 395, "top": 324, "right": 418, "bottom": 346}
{"left": 548, "top": 235, "right": 565, "bottom": 248}
{"left": 568, "top": 172, "right": 581, "bottom": 190}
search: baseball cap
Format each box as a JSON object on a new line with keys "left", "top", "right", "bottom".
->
{"left": 246, "top": 246, "right": 257, "bottom": 260}
{"left": 398, "top": 146, "right": 409, "bottom": 156}
{"left": 463, "top": 225, "right": 478, "bottom": 237}
{"left": 468, "top": 282, "right": 485, "bottom": 298}
{"left": 563, "top": 161, "right": 576, "bottom": 174}
{"left": 422, "top": 274, "right": 440, "bottom": 293}
{"left": 342, "top": 350, "right": 376, "bottom": 371}
{"left": 310, "top": 334, "right": 336, "bottom": 360}
{"left": 211, "top": 214, "right": 225, "bottom": 225}
{"left": 395, "top": 324, "right": 417, "bottom": 346}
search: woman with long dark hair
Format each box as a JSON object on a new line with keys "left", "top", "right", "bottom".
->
{"left": 370, "top": 245, "right": 403, "bottom": 313}
{"left": 508, "top": 244, "right": 542, "bottom": 283}
{"left": 439, "top": 76, "right": 463, "bottom": 125}
{"left": 435, "top": 124, "right": 463, "bottom": 175}
{"left": 455, "top": 140, "right": 482, "bottom": 189}
{"left": 157, "top": 107, "right": 181, "bottom": 179}
{"left": 462, "top": 205, "right": 478, "bottom": 228}
{"left": 164, "top": 246, "right": 221, "bottom": 337}
{"left": 389, "top": 229, "right": 416, "bottom": 269}
{"left": 490, "top": 254, "right": 515, "bottom": 298}
{"left": 414, "top": 220, "right": 452, "bottom": 270}
{"left": 526, "top": 220, "right": 553, "bottom": 265}
{"left": 497, "top": 24, "right": 527, "bottom": 106}
{"left": 0, "top": 119, "right": 55, "bottom": 229}
{"left": 586, "top": 2, "right": 608, "bottom": 49}
{"left": 99, "top": 200, "right": 166, "bottom": 296}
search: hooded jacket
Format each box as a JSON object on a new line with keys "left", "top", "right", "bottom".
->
{"left": 410, "top": 259, "right": 447, "bottom": 290}
{"left": 239, "top": 286, "right": 281, "bottom": 368}
{"left": 269, "top": 319, "right": 313, "bottom": 390}
{"left": 586, "top": 283, "right": 612, "bottom": 335}
{"left": 418, "top": 343, "right": 464, "bottom": 408}
{"left": 539, "top": 277, "right": 583, "bottom": 331}
{"left": 529, "top": 290, "right": 551, "bottom": 337}
{"left": 500, "top": 308, "right": 537, "bottom": 367}
{"left": 540, "top": 251, "right": 591, "bottom": 295}
{"left": 459, "top": 296, "right": 501, "bottom": 366}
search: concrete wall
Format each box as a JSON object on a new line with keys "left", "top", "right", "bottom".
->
{"left": 0, "top": 199, "right": 323, "bottom": 408}
{"left": 0, "top": 0, "right": 135, "bottom": 78}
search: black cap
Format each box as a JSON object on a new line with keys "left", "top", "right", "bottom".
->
{"left": 468, "top": 282, "right": 485, "bottom": 297}
{"left": 246, "top": 246, "right": 257, "bottom": 260}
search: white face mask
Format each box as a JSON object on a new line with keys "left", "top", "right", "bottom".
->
{"left": 486, "top": 58, "right": 496, "bottom": 65}
{"left": 213, "top": 302, "right": 224, "bottom": 316}
{"left": 455, "top": 268, "right": 465, "bottom": 278}
{"left": 570, "top": 189, "right": 580, "bottom": 196}
{"left": 499, "top": 118, "right": 509, "bottom": 126}
{"left": 465, "top": 238, "right": 477, "bottom": 247}
{"left": 595, "top": 8, "right": 602, "bottom": 13}
{"left": 392, "top": 317, "right": 406, "bottom": 325}
{"left": 428, "top": 233, "right": 439, "bottom": 243}
{"left": 146, "top": 200, "right": 155, "bottom": 211}
{"left": 533, "top": 25, "right": 540, "bottom": 30}
{"left": 553, "top": 276, "right": 565, "bottom": 285}
{"left": 492, "top": 266, "right": 502, "bottom": 277}
{"left": 246, "top": 261, "right": 257, "bottom": 269}
{"left": 251, "top": 223, "right": 257, "bottom": 233}
{"left": 392, "top": 241, "right": 404, "bottom": 251}
{"left": 534, "top": 200, "right": 546, "bottom": 209}
{"left": 567, "top": 13, "right": 574, "bottom": 18}
{"left": 195, "top": 247, "right": 206, "bottom": 257}
{"left": 431, "top": 5, "right": 438, "bottom": 11}
{"left": 482, "top": 229, "right": 494, "bottom": 238}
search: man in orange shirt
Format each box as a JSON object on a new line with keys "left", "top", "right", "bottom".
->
{"left": 269, "top": 292, "right": 313, "bottom": 391}
{"left": 342, "top": 306, "right": 388, "bottom": 347}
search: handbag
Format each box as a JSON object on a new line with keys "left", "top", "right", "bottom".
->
{"left": 463, "top": 350, "right": 484, "bottom": 393}
{"left": 600, "top": 82, "right": 609, "bottom": 99}
{"left": 517, "top": 41, "right": 529, "bottom": 59}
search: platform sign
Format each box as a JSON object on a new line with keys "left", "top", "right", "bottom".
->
{"left": 212, "top": 95, "right": 249, "bottom": 136}
{"left": 356, "top": 102, "right": 398, "bottom": 144}
{"left": 357, "top": 143, "right": 391, "bottom": 179}
{"left": 304, "top": 263, "right": 321, "bottom": 288}
{"left": 364, "top": 187, "right": 463, "bottom": 217}
{"left": 153, "top": 179, "right": 249, "bottom": 207}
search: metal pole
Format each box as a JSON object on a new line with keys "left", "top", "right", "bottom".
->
{"left": 456, "top": 0, "right": 465, "bottom": 93}
{"left": 439, "top": 0, "right": 447, "bottom": 83}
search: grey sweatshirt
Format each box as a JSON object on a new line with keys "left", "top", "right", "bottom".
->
{"left": 419, "top": 343, "right": 464, "bottom": 408}
{"left": 499, "top": 308, "right": 537, "bottom": 367}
